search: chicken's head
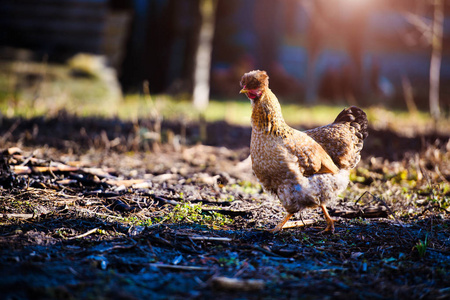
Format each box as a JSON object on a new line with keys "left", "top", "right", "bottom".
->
{"left": 240, "top": 70, "right": 269, "bottom": 100}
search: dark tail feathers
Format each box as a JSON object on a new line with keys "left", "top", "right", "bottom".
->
{"left": 334, "top": 106, "right": 369, "bottom": 140}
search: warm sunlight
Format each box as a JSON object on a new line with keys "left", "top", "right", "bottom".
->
{"left": 339, "top": 0, "right": 373, "bottom": 6}
{"left": 0, "top": 1, "right": 448, "bottom": 299}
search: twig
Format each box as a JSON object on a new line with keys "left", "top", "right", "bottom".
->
{"left": 33, "top": 165, "right": 79, "bottom": 173}
{"left": 2, "top": 213, "right": 35, "bottom": 219}
{"left": 329, "top": 207, "right": 388, "bottom": 219}
{"left": 96, "top": 240, "right": 137, "bottom": 254}
{"left": 243, "top": 244, "right": 282, "bottom": 257}
{"left": 356, "top": 191, "right": 395, "bottom": 218}
{"left": 306, "top": 267, "right": 347, "bottom": 274}
{"left": 4, "top": 147, "right": 22, "bottom": 155}
{"left": 82, "top": 167, "right": 118, "bottom": 180}
{"left": 47, "top": 161, "right": 58, "bottom": 180}
{"left": 76, "top": 208, "right": 125, "bottom": 220}
{"left": 435, "top": 165, "right": 449, "bottom": 184}
{"left": 299, "top": 212, "right": 307, "bottom": 226}
{"left": 153, "top": 196, "right": 179, "bottom": 206}
{"left": 149, "top": 235, "right": 174, "bottom": 247}
{"left": 358, "top": 192, "right": 414, "bottom": 240}
{"left": 211, "top": 276, "right": 265, "bottom": 291}
{"left": 0, "top": 119, "right": 20, "bottom": 144}
{"left": 282, "top": 219, "right": 316, "bottom": 229}
{"left": 190, "top": 199, "right": 233, "bottom": 206}
{"left": 148, "top": 263, "right": 208, "bottom": 271}
{"left": 11, "top": 165, "right": 31, "bottom": 174}
{"left": 203, "top": 208, "right": 248, "bottom": 218}
{"left": 189, "top": 236, "right": 233, "bottom": 242}
{"left": 106, "top": 179, "right": 147, "bottom": 187}
{"left": 19, "top": 152, "right": 35, "bottom": 166}
{"left": 68, "top": 228, "right": 99, "bottom": 240}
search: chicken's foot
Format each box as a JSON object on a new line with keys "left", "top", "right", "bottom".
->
{"left": 269, "top": 213, "right": 293, "bottom": 233}
{"left": 319, "top": 204, "right": 335, "bottom": 234}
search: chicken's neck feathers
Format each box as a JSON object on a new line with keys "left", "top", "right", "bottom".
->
{"left": 251, "top": 88, "right": 290, "bottom": 136}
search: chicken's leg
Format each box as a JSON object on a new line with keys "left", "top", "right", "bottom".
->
{"left": 319, "top": 205, "right": 335, "bottom": 234}
{"left": 270, "top": 213, "right": 293, "bottom": 233}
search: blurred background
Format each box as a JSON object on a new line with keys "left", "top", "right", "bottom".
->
{"left": 0, "top": 0, "right": 449, "bottom": 122}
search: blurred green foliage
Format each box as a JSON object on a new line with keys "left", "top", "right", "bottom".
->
{"left": 0, "top": 58, "right": 448, "bottom": 136}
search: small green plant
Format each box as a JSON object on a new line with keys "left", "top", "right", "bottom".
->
{"left": 223, "top": 195, "right": 235, "bottom": 202}
{"left": 233, "top": 180, "right": 261, "bottom": 195}
{"left": 122, "top": 216, "right": 140, "bottom": 225}
{"left": 139, "top": 218, "right": 153, "bottom": 226}
{"left": 218, "top": 256, "right": 239, "bottom": 267}
{"left": 165, "top": 202, "right": 232, "bottom": 227}
{"left": 414, "top": 234, "right": 428, "bottom": 258}
{"left": 416, "top": 183, "right": 450, "bottom": 209}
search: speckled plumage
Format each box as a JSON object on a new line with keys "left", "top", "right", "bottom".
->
{"left": 240, "top": 70, "right": 368, "bottom": 232}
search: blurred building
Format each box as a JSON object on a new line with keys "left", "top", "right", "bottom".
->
{"left": 0, "top": 0, "right": 132, "bottom": 71}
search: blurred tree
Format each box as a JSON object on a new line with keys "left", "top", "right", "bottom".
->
{"left": 429, "top": 0, "right": 443, "bottom": 120}
{"left": 193, "top": 0, "right": 218, "bottom": 111}
{"left": 403, "top": 0, "right": 443, "bottom": 120}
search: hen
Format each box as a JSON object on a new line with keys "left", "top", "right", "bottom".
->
{"left": 240, "top": 70, "right": 368, "bottom": 233}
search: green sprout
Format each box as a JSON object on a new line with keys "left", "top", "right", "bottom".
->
{"left": 414, "top": 234, "right": 428, "bottom": 258}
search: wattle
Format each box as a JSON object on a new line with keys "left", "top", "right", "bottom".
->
{"left": 248, "top": 92, "right": 257, "bottom": 99}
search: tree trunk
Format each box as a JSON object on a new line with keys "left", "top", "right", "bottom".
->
{"left": 192, "top": 0, "right": 217, "bottom": 112}
{"left": 429, "top": 0, "right": 443, "bottom": 120}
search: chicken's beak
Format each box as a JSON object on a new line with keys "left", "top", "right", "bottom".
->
{"left": 239, "top": 88, "right": 248, "bottom": 94}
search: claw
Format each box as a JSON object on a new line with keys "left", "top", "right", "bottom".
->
{"left": 269, "top": 224, "right": 284, "bottom": 233}
{"left": 318, "top": 222, "right": 335, "bottom": 234}
{"left": 269, "top": 213, "right": 293, "bottom": 233}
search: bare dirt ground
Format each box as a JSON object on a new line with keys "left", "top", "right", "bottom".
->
{"left": 0, "top": 113, "right": 449, "bottom": 299}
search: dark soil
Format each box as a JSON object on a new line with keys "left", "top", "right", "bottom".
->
{"left": 0, "top": 114, "right": 449, "bottom": 300}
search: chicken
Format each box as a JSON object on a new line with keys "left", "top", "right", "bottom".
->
{"left": 239, "top": 70, "right": 368, "bottom": 233}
